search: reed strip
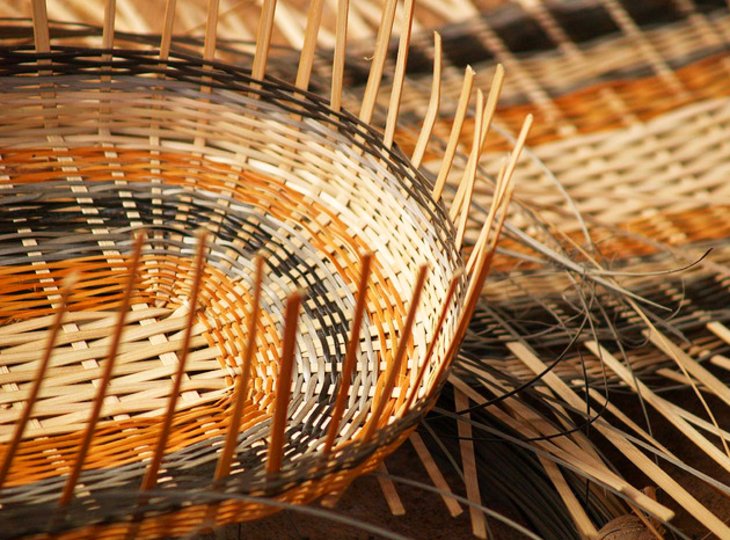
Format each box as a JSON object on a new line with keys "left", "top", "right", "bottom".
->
{"left": 454, "top": 389, "right": 487, "bottom": 539}
{"left": 0, "top": 274, "right": 77, "bottom": 488}
{"left": 362, "top": 265, "right": 428, "bottom": 441}
{"left": 266, "top": 291, "right": 304, "bottom": 475}
{"left": 323, "top": 253, "right": 373, "bottom": 455}
{"left": 140, "top": 231, "right": 207, "bottom": 491}
{"left": 59, "top": 233, "right": 145, "bottom": 506}
{"left": 214, "top": 256, "right": 265, "bottom": 480}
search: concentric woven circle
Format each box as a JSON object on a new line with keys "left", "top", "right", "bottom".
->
{"left": 0, "top": 47, "right": 465, "bottom": 535}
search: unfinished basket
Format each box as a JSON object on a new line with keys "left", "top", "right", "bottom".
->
{"left": 20, "top": 1, "right": 729, "bottom": 538}
{"left": 0, "top": 4, "right": 509, "bottom": 537}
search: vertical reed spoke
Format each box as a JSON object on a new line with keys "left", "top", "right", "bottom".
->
{"left": 266, "top": 291, "right": 303, "bottom": 475}
{"left": 251, "top": 0, "right": 277, "bottom": 81}
{"left": 329, "top": 0, "right": 349, "bottom": 112}
{"left": 59, "top": 232, "right": 145, "bottom": 506}
{"left": 323, "top": 252, "right": 373, "bottom": 455}
{"left": 31, "top": 0, "right": 50, "bottom": 53}
{"left": 159, "top": 0, "right": 177, "bottom": 60}
{"left": 140, "top": 230, "right": 208, "bottom": 491}
{"left": 402, "top": 271, "right": 462, "bottom": 413}
{"left": 358, "top": 0, "right": 397, "bottom": 124}
{"left": 432, "top": 66, "right": 475, "bottom": 202}
{"left": 411, "top": 32, "right": 442, "bottom": 169}
{"left": 383, "top": 0, "right": 415, "bottom": 149}
{"left": 203, "top": 0, "right": 220, "bottom": 61}
{"left": 294, "top": 0, "right": 325, "bottom": 91}
{"left": 214, "top": 256, "right": 265, "bottom": 481}
{"left": 363, "top": 264, "right": 428, "bottom": 441}
{"left": 455, "top": 389, "right": 487, "bottom": 539}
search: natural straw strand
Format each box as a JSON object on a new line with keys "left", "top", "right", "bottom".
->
{"left": 140, "top": 230, "right": 208, "bottom": 491}
{"left": 323, "top": 252, "right": 373, "bottom": 455}
{"left": 59, "top": 233, "right": 146, "bottom": 506}
{"left": 266, "top": 291, "right": 304, "bottom": 474}
{"left": 0, "top": 273, "right": 78, "bottom": 489}
{"left": 214, "top": 256, "right": 265, "bottom": 480}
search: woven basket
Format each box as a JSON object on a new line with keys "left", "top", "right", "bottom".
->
{"left": 0, "top": 14, "right": 470, "bottom": 538}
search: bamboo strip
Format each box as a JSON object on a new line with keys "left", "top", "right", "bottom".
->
{"left": 711, "top": 354, "right": 730, "bottom": 371}
{"left": 454, "top": 389, "right": 487, "bottom": 539}
{"left": 251, "top": 0, "right": 277, "bottom": 81}
{"left": 0, "top": 316, "right": 204, "bottom": 366}
{"left": 450, "top": 63, "right": 504, "bottom": 217}
{"left": 59, "top": 233, "right": 146, "bottom": 506}
{"left": 583, "top": 387, "right": 676, "bottom": 459}
{"left": 329, "top": 0, "right": 348, "bottom": 113}
{"left": 0, "top": 359, "right": 220, "bottom": 417}
{"left": 666, "top": 399, "right": 730, "bottom": 444}
{"left": 323, "top": 252, "right": 372, "bottom": 455}
{"left": 363, "top": 264, "right": 428, "bottom": 441}
{"left": 102, "top": 0, "right": 115, "bottom": 50}
{"left": 409, "top": 432, "right": 463, "bottom": 517}
{"left": 202, "top": 0, "right": 220, "bottom": 61}
{"left": 159, "top": 0, "right": 176, "bottom": 60}
{"left": 448, "top": 152, "right": 518, "bottom": 343}
{"left": 0, "top": 307, "right": 171, "bottom": 342}
{"left": 452, "top": 90, "right": 485, "bottom": 249}
{"left": 358, "top": 0, "right": 397, "bottom": 125}
{"left": 539, "top": 456, "right": 598, "bottom": 538}
{"left": 566, "top": 341, "right": 730, "bottom": 536}
{"left": 266, "top": 290, "right": 303, "bottom": 475}
{"left": 585, "top": 338, "right": 730, "bottom": 473}
{"left": 140, "top": 231, "right": 207, "bottom": 491}
{"left": 383, "top": 0, "right": 415, "bottom": 149}
{"left": 376, "top": 463, "right": 406, "bottom": 516}
{"left": 508, "top": 343, "right": 701, "bottom": 527}
{"left": 707, "top": 322, "right": 730, "bottom": 351}
{"left": 647, "top": 329, "right": 730, "bottom": 439}
{"left": 410, "top": 32, "right": 442, "bottom": 169}
{"left": 294, "top": 0, "right": 324, "bottom": 91}
{"left": 402, "top": 271, "right": 462, "bottom": 412}
{"left": 214, "top": 256, "right": 264, "bottom": 480}
{"left": 465, "top": 158, "right": 507, "bottom": 276}
{"left": 449, "top": 375, "right": 657, "bottom": 506}
{"left": 0, "top": 274, "right": 76, "bottom": 488}
{"left": 31, "top": 0, "right": 50, "bottom": 53}
{"left": 456, "top": 363, "right": 614, "bottom": 480}
{"left": 0, "top": 340, "right": 211, "bottom": 389}
{"left": 432, "top": 66, "right": 475, "bottom": 202}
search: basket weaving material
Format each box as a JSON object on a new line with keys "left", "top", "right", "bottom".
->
{"left": 5, "top": 0, "right": 730, "bottom": 538}
{"left": 0, "top": 36, "right": 468, "bottom": 536}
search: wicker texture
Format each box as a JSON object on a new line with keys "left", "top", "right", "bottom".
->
{"left": 0, "top": 43, "right": 466, "bottom": 536}
{"left": 3, "top": 0, "right": 730, "bottom": 538}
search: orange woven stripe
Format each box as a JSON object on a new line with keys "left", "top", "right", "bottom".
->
{"left": 396, "top": 53, "right": 730, "bottom": 156}
{"left": 0, "top": 147, "right": 420, "bottom": 487}
{"left": 1, "top": 147, "right": 410, "bottom": 368}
